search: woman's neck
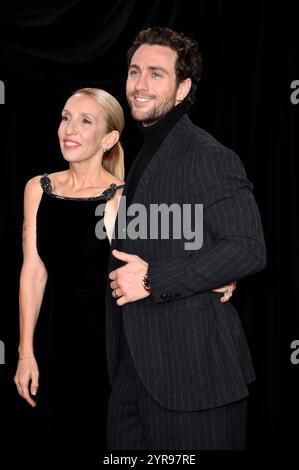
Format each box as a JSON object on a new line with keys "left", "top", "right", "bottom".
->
{"left": 67, "top": 164, "right": 109, "bottom": 191}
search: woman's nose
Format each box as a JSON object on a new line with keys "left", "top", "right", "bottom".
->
{"left": 65, "top": 120, "right": 78, "bottom": 134}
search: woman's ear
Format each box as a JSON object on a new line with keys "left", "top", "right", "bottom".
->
{"left": 103, "top": 130, "right": 120, "bottom": 151}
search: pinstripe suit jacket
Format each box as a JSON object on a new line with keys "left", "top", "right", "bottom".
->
{"left": 106, "top": 114, "right": 266, "bottom": 411}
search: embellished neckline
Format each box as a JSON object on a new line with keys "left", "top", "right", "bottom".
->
{"left": 40, "top": 173, "right": 125, "bottom": 202}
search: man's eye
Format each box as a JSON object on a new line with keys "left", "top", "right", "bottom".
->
{"left": 129, "top": 69, "right": 139, "bottom": 76}
{"left": 61, "top": 115, "right": 68, "bottom": 121}
{"left": 152, "top": 71, "right": 162, "bottom": 78}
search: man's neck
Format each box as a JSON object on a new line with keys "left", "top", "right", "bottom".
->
{"left": 138, "top": 100, "right": 189, "bottom": 145}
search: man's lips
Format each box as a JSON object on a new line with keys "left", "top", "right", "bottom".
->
{"left": 132, "top": 96, "right": 152, "bottom": 107}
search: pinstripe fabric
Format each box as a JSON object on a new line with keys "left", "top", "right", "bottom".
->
{"left": 106, "top": 114, "right": 266, "bottom": 412}
{"left": 107, "top": 332, "right": 248, "bottom": 450}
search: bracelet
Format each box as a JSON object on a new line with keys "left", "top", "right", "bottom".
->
{"left": 18, "top": 355, "right": 34, "bottom": 361}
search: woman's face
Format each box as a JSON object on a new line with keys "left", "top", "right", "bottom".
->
{"left": 58, "top": 93, "right": 108, "bottom": 163}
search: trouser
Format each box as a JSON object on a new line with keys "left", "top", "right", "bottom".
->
{"left": 107, "top": 332, "right": 248, "bottom": 450}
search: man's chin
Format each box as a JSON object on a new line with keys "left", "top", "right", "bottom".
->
{"left": 131, "top": 108, "right": 148, "bottom": 121}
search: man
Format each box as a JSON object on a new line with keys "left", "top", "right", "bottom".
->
{"left": 106, "top": 27, "right": 266, "bottom": 450}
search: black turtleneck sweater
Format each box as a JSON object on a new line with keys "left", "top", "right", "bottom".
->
{"left": 125, "top": 101, "right": 189, "bottom": 208}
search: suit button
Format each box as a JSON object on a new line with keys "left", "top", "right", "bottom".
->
{"left": 160, "top": 294, "right": 167, "bottom": 300}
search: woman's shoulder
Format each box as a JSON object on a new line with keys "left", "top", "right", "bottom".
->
{"left": 25, "top": 170, "right": 64, "bottom": 188}
{"left": 25, "top": 174, "right": 44, "bottom": 193}
{"left": 41, "top": 170, "right": 70, "bottom": 194}
{"left": 23, "top": 175, "right": 45, "bottom": 209}
{"left": 103, "top": 175, "right": 125, "bottom": 205}
{"left": 24, "top": 171, "right": 66, "bottom": 197}
{"left": 107, "top": 175, "right": 125, "bottom": 188}
{"left": 109, "top": 177, "right": 125, "bottom": 200}
{"left": 104, "top": 175, "right": 125, "bottom": 202}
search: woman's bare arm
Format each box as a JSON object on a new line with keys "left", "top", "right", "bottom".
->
{"left": 14, "top": 176, "right": 47, "bottom": 406}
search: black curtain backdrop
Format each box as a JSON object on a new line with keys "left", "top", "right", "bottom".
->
{"left": 0, "top": 0, "right": 298, "bottom": 453}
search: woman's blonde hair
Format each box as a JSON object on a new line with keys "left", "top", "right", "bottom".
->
{"left": 73, "top": 87, "right": 125, "bottom": 180}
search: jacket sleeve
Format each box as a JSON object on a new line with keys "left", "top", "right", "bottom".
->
{"left": 148, "top": 145, "right": 267, "bottom": 303}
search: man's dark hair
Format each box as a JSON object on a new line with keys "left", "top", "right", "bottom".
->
{"left": 127, "top": 26, "right": 203, "bottom": 107}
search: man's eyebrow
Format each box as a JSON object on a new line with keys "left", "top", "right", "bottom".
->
{"left": 148, "top": 66, "right": 169, "bottom": 74}
{"left": 129, "top": 64, "right": 169, "bottom": 75}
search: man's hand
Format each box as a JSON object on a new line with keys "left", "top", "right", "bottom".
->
{"left": 109, "top": 249, "right": 150, "bottom": 306}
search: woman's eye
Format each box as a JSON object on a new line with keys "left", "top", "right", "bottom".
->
{"left": 83, "top": 118, "right": 92, "bottom": 125}
{"left": 61, "top": 115, "right": 68, "bottom": 121}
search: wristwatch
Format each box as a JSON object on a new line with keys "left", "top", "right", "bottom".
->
{"left": 142, "top": 270, "right": 152, "bottom": 294}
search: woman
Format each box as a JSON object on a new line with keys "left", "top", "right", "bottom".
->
{"left": 14, "top": 88, "right": 125, "bottom": 449}
{"left": 14, "top": 87, "right": 235, "bottom": 450}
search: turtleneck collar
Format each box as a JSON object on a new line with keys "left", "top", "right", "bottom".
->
{"left": 138, "top": 100, "right": 189, "bottom": 146}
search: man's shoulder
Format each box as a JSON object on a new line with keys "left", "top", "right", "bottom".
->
{"left": 174, "top": 115, "right": 235, "bottom": 157}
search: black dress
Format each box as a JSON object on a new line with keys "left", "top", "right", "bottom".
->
{"left": 36, "top": 174, "right": 124, "bottom": 450}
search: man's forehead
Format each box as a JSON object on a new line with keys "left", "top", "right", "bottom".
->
{"left": 130, "top": 44, "right": 177, "bottom": 67}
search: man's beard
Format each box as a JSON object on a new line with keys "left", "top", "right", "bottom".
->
{"left": 128, "top": 94, "right": 177, "bottom": 127}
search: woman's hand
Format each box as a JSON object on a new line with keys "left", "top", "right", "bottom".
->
{"left": 212, "top": 281, "right": 236, "bottom": 303}
{"left": 14, "top": 356, "right": 39, "bottom": 407}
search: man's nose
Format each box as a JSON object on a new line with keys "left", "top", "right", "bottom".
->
{"left": 135, "top": 73, "right": 149, "bottom": 91}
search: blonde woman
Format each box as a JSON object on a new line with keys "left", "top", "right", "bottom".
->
{"left": 14, "top": 88, "right": 125, "bottom": 449}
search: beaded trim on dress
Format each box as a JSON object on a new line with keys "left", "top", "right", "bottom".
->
{"left": 40, "top": 173, "right": 124, "bottom": 202}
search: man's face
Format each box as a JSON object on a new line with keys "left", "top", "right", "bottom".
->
{"left": 126, "top": 44, "right": 181, "bottom": 126}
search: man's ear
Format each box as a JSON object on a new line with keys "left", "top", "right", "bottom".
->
{"left": 176, "top": 78, "right": 192, "bottom": 104}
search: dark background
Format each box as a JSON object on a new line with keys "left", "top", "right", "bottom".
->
{"left": 0, "top": 0, "right": 298, "bottom": 451}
